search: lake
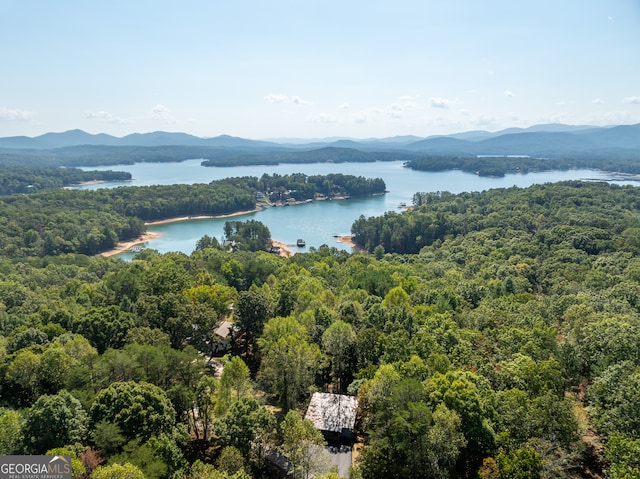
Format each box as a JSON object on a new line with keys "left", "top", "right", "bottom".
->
{"left": 78, "top": 160, "right": 621, "bottom": 257}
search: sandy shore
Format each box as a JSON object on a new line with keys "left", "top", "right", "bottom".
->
{"left": 100, "top": 232, "right": 162, "bottom": 257}
{"left": 335, "top": 235, "right": 356, "bottom": 248}
{"left": 64, "top": 180, "right": 106, "bottom": 190}
{"left": 336, "top": 235, "right": 367, "bottom": 253}
{"left": 271, "top": 240, "right": 294, "bottom": 257}
{"left": 145, "top": 208, "right": 262, "bottom": 225}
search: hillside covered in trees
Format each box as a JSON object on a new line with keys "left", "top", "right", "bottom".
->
{"left": 0, "top": 173, "right": 384, "bottom": 258}
{"left": 0, "top": 166, "right": 132, "bottom": 195}
{"left": 405, "top": 154, "right": 640, "bottom": 177}
{"left": 1, "top": 180, "right": 640, "bottom": 478}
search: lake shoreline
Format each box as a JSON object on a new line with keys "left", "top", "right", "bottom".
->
{"left": 100, "top": 208, "right": 262, "bottom": 257}
{"left": 101, "top": 206, "right": 342, "bottom": 258}
{"left": 100, "top": 232, "right": 163, "bottom": 257}
{"left": 99, "top": 201, "right": 365, "bottom": 258}
{"left": 88, "top": 161, "right": 613, "bottom": 258}
{"left": 144, "top": 208, "right": 263, "bottom": 225}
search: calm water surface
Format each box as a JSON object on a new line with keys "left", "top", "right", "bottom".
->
{"left": 79, "top": 160, "right": 619, "bottom": 257}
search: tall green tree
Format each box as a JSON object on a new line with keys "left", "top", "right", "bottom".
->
{"left": 4, "top": 349, "right": 41, "bottom": 406}
{"left": 91, "top": 463, "right": 146, "bottom": 479}
{"left": 23, "top": 390, "right": 88, "bottom": 453}
{"left": 258, "top": 335, "right": 322, "bottom": 411}
{"left": 215, "top": 397, "right": 276, "bottom": 459}
{"left": 589, "top": 362, "right": 640, "bottom": 437}
{"left": 216, "top": 356, "right": 251, "bottom": 415}
{"left": 0, "top": 408, "right": 24, "bottom": 454}
{"left": 321, "top": 320, "right": 356, "bottom": 392}
{"left": 280, "top": 410, "right": 328, "bottom": 479}
{"left": 361, "top": 379, "right": 465, "bottom": 479}
{"left": 497, "top": 448, "right": 542, "bottom": 479}
{"left": 193, "top": 375, "right": 218, "bottom": 442}
{"left": 75, "top": 306, "right": 135, "bottom": 354}
{"left": 90, "top": 381, "right": 176, "bottom": 442}
{"left": 235, "top": 289, "right": 272, "bottom": 357}
{"left": 425, "top": 370, "right": 496, "bottom": 473}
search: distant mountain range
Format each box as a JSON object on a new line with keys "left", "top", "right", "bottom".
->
{"left": 1, "top": 123, "right": 639, "bottom": 162}
{"left": 0, "top": 129, "right": 276, "bottom": 149}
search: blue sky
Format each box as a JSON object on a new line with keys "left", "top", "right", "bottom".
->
{"left": 1, "top": 0, "right": 639, "bottom": 139}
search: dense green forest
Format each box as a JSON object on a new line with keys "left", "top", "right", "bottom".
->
{"left": 0, "top": 146, "right": 247, "bottom": 167}
{"left": 406, "top": 154, "right": 640, "bottom": 177}
{"left": 200, "top": 147, "right": 418, "bottom": 167}
{"left": 0, "top": 166, "right": 132, "bottom": 195}
{"left": 352, "top": 181, "right": 640, "bottom": 255}
{"left": 258, "top": 173, "right": 386, "bottom": 201}
{"left": 0, "top": 173, "right": 384, "bottom": 258}
{"left": 2, "top": 180, "right": 640, "bottom": 478}
{"left": 0, "top": 145, "right": 417, "bottom": 168}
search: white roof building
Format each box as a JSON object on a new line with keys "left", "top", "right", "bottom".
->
{"left": 305, "top": 392, "right": 358, "bottom": 437}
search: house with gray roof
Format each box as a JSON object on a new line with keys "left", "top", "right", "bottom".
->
{"left": 305, "top": 392, "right": 358, "bottom": 441}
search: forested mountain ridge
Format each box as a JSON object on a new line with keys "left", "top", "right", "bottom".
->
{"left": 1, "top": 180, "right": 640, "bottom": 477}
{"left": 0, "top": 129, "right": 279, "bottom": 149}
{"left": 2, "top": 123, "right": 638, "bottom": 151}
{"left": 404, "top": 124, "right": 640, "bottom": 156}
{"left": 1, "top": 123, "right": 638, "bottom": 169}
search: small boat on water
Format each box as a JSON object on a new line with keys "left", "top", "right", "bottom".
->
{"left": 398, "top": 202, "right": 407, "bottom": 208}
{"left": 297, "top": 239, "right": 306, "bottom": 247}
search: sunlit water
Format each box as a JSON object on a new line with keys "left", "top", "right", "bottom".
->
{"left": 77, "top": 160, "right": 626, "bottom": 257}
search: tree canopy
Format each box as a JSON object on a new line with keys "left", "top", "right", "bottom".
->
{"left": 0, "top": 179, "right": 639, "bottom": 477}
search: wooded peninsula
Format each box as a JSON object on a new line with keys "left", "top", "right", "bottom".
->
{"left": 1, "top": 165, "right": 640, "bottom": 478}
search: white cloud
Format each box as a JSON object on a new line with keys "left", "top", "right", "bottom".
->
{"left": 151, "top": 104, "right": 175, "bottom": 122}
{"left": 387, "top": 101, "right": 420, "bottom": 115}
{"left": 310, "top": 113, "right": 338, "bottom": 123}
{"left": 86, "top": 110, "right": 134, "bottom": 124}
{"left": 429, "top": 97, "right": 451, "bottom": 109}
{"left": 469, "top": 114, "right": 497, "bottom": 127}
{"left": 398, "top": 95, "right": 420, "bottom": 102}
{"left": 292, "top": 96, "right": 312, "bottom": 106}
{"left": 0, "top": 107, "right": 34, "bottom": 121}
{"left": 367, "top": 107, "right": 393, "bottom": 117}
{"left": 350, "top": 98, "right": 425, "bottom": 125}
{"left": 624, "top": 96, "right": 640, "bottom": 104}
{"left": 505, "top": 90, "right": 515, "bottom": 98}
{"left": 338, "top": 102, "right": 350, "bottom": 110}
{"left": 264, "top": 93, "right": 311, "bottom": 105}
{"left": 264, "top": 93, "right": 290, "bottom": 103}
{"left": 353, "top": 112, "right": 369, "bottom": 124}
{"left": 585, "top": 110, "right": 640, "bottom": 125}
{"left": 385, "top": 108, "right": 403, "bottom": 119}
{"left": 592, "top": 98, "right": 604, "bottom": 104}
